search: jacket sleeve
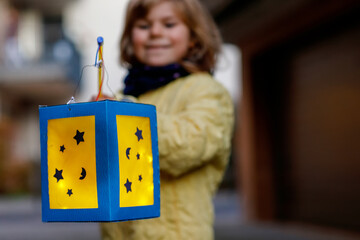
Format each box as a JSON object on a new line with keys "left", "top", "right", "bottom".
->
{"left": 157, "top": 77, "right": 234, "bottom": 177}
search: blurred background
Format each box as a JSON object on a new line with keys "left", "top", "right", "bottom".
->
{"left": 0, "top": 0, "right": 360, "bottom": 239}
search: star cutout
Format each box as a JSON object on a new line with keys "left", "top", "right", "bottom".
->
{"left": 139, "top": 175, "right": 143, "bottom": 182}
{"left": 124, "top": 178, "right": 132, "bottom": 193}
{"left": 137, "top": 153, "right": 140, "bottom": 160}
{"left": 60, "top": 145, "right": 65, "bottom": 152}
{"left": 135, "top": 128, "right": 143, "bottom": 141}
{"left": 67, "top": 189, "right": 73, "bottom": 197}
{"left": 73, "top": 130, "right": 85, "bottom": 145}
{"left": 54, "top": 169, "right": 63, "bottom": 182}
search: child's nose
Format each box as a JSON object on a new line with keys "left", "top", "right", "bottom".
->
{"left": 150, "top": 23, "right": 163, "bottom": 36}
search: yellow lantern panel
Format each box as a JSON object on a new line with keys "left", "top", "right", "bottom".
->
{"left": 47, "top": 116, "right": 98, "bottom": 209}
{"left": 117, "top": 115, "right": 154, "bottom": 207}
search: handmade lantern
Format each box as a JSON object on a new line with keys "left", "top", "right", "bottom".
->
{"left": 39, "top": 100, "right": 160, "bottom": 222}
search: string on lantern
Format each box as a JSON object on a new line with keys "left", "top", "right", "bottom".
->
{"left": 68, "top": 36, "right": 115, "bottom": 104}
{"left": 71, "top": 64, "right": 95, "bottom": 103}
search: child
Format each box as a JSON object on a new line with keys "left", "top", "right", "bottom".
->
{"left": 101, "top": 0, "right": 234, "bottom": 239}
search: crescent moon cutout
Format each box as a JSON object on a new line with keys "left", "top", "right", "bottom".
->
{"left": 126, "top": 147, "right": 131, "bottom": 159}
{"left": 79, "top": 167, "right": 86, "bottom": 180}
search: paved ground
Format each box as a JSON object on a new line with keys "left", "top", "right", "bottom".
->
{"left": 0, "top": 191, "right": 359, "bottom": 240}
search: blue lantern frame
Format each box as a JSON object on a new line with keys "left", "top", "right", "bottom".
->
{"left": 39, "top": 100, "right": 160, "bottom": 222}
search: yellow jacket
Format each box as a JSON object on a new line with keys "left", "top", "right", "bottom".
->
{"left": 101, "top": 73, "right": 234, "bottom": 240}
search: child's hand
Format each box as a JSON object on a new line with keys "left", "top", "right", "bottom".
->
{"left": 89, "top": 94, "right": 137, "bottom": 103}
{"left": 90, "top": 94, "right": 114, "bottom": 101}
{"left": 114, "top": 93, "right": 138, "bottom": 103}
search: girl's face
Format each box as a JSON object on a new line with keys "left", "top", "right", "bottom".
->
{"left": 131, "top": 1, "right": 191, "bottom": 67}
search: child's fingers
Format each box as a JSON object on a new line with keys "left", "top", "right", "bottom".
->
{"left": 90, "top": 95, "right": 114, "bottom": 101}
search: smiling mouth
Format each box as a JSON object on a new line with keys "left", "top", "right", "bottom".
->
{"left": 146, "top": 45, "right": 170, "bottom": 50}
